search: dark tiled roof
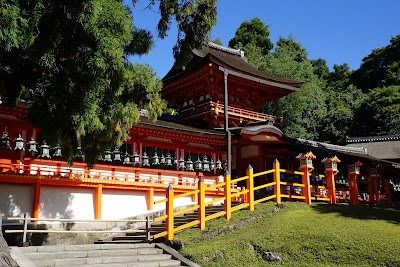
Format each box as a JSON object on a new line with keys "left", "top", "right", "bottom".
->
{"left": 138, "top": 116, "right": 225, "bottom": 136}
{"left": 345, "top": 141, "right": 400, "bottom": 161}
{"left": 347, "top": 135, "right": 400, "bottom": 143}
{"left": 163, "top": 43, "right": 303, "bottom": 88}
{"left": 292, "top": 138, "right": 369, "bottom": 156}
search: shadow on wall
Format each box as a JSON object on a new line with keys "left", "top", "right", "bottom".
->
{"left": 0, "top": 184, "right": 75, "bottom": 245}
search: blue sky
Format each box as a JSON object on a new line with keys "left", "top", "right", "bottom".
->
{"left": 127, "top": 0, "right": 400, "bottom": 79}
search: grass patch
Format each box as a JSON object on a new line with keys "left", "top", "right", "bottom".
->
{"left": 175, "top": 202, "right": 400, "bottom": 267}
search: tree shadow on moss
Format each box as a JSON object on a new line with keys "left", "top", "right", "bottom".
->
{"left": 311, "top": 203, "right": 400, "bottom": 225}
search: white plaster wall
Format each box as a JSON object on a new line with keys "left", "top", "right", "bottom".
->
{"left": 102, "top": 190, "right": 197, "bottom": 219}
{"left": 0, "top": 183, "right": 222, "bottom": 222}
{"left": 153, "top": 193, "right": 195, "bottom": 212}
{"left": 0, "top": 184, "right": 33, "bottom": 222}
{"left": 102, "top": 189, "right": 148, "bottom": 219}
{"left": 39, "top": 186, "right": 94, "bottom": 219}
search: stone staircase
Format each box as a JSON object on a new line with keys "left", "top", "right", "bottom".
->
{"left": 10, "top": 203, "right": 242, "bottom": 266}
{"left": 10, "top": 243, "right": 195, "bottom": 267}
{"left": 97, "top": 203, "right": 238, "bottom": 244}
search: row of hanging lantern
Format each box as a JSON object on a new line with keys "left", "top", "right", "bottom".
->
{"left": 1, "top": 130, "right": 61, "bottom": 158}
{"left": 2, "top": 129, "right": 225, "bottom": 172}
{"left": 99, "top": 147, "right": 224, "bottom": 172}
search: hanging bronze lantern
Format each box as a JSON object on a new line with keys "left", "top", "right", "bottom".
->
{"left": 202, "top": 155, "right": 210, "bottom": 172}
{"left": 194, "top": 156, "right": 202, "bottom": 171}
{"left": 209, "top": 157, "right": 215, "bottom": 171}
{"left": 132, "top": 151, "right": 140, "bottom": 166}
{"left": 39, "top": 141, "right": 51, "bottom": 159}
{"left": 142, "top": 152, "right": 150, "bottom": 167}
{"left": 113, "top": 147, "right": 121, "bottom": 162}
{"left": 75, "top": 146, "right": 83, "bottom": 160}
{"left": 28, "top": 137, "right": 38, "bottom": 152}
{"left": 165, "top": 153, "right": 173, "bottom": 166}
{"left": 123, "top": 152, "right": 131, "bottom": 165}
{"left": 14, "top": 134, "right": 25, "bottom": 151}
{"left": 152, "top": 151, "right": 160, "bottom": 165}
{"left": 52, "top": 144, "right": 62, "bottom": 157}
{"left": 178, "top": 157, "right": 185, "bottom": 170}
{"left": 160, "top": 153, "right": 166, "bottom": 165}
{"left": 1, "top": 131, "right": 11, "bottom": 150}
{"left": 216, "top": 159, "right": 223, "bottom": 170}
{"left": 103, "top": 150, "right": 112, "bottom": 162}
{"left": 185, "top": 156, "right": 194, "bottom": 171}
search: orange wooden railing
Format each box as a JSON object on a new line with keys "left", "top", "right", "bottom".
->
{"left": 210, "top": 101, "right": 280, "bottom": 123}
{"left": 153, "top": 159, "right": 393, "bottom": 241}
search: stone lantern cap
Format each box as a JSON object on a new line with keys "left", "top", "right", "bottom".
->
{"left": 295, "top": 151, "right": 316, "bottom": 160}
{"left": 321, "top": 155, "right": 341, "bottom": 164}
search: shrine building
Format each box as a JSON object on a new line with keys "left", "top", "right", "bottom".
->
{"left": 0, "top": 42, "right": 399, "bottom": 225}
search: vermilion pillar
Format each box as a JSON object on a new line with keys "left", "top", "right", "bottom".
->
{"left": 348, "top": 173, "right": 359, "bottom": 205}
{"left": 296, "top": 152, "right": 316, "bottom": 205}
{"left": 321, "top": 156, "right": 340, "bottom": 205}
{"left": 32, "top": 180, "right": 41, "bottom": 219}
{"left": 94, "top": 184, "right": 102, "bottom": 219}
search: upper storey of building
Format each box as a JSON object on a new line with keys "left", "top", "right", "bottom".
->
{"left": 162, "top": 42, "right": 303, "bottom": 128}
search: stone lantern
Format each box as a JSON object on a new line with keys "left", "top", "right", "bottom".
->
{"left": 348, "top": 160, "right": 362, "bottom": 175}
{"left": 296, "top": 151, "right": 316, "bottom": 171}
{"left": 321, "top": 155, "right": 341, "bottom": 175}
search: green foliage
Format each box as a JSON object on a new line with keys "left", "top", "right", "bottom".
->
{"left": 310, "top": 58, "right": 329, "bottom": 81}
{"left": 211, "top": 38, "right": 223, "bottom": 45}
{"left": 351, "top": 35, "right": 400, "bottom": 91}
{"left": 328, "top": 63, "right": 352, "bottom": 89}
{"left": 260, "top": 36, "right": 326, "bottom": 140}
{"left": 321, "top": 85, "right": 366, "bottom": 144}
{"left": 157, "top": 0, "right": 217, "bottom": 68}
{"left": 0, "top": 0, "right": 215, "bottom": 166}
{"left": 228, "top": 18, "right": 273, "bottom": 55}
{"left": 176, "top": 202, "right": 400, "bottom": 267}
{"left": 353, "top": 85, "right": 400, "bottom": 136}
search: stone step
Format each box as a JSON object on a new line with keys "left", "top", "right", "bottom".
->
{"left": 18, "top": 243, "right": 155, "bottom": 253}
{"left": 32, "top": 253, "right": 173, "bottom": 266}
{"left": 24, "top": 248, "right": 164, "bottom": 259}
{"left": 83, "top": 259, "right": 182, "bottom": 267}
{"left": 112, "top": 236, "right": 149, "bottom": 241}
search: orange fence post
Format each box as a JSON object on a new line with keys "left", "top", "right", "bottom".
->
{"left": 273, "top": 159, "right": 281, "bottom": 204}
{"left": 94, "top": 184, "right": 102, "bottom": 220}
{"left": 321, "top": 156, "right": 340, "bottom": 204}
{"left": 296, "top": 152, "right": 316, "bottom": 205}
{"left": 302, "top": 169, "right": 311, "bottom": 204}
{"left": 246, "top": 165, "right": 254, "bottom": 211}
{"left": 224, "top": 171, "right": 231, "bottom": 220}
{"left": 198, "top": 178, "right": 206, "bottom": 229}
{"left": 325, "top": 171, "right": 336, "bottom": 204}
{"left": 384, "top": 178, "right": 392, "bottom": 206}
{"left": 32, "top": 181, "right": 41, "bottom": 220}
{"left": 348, "top": 173, "right": 359, "bottom": 205}
{"left": 166, "top": 185, "right": 174, "bottom": 241}
{"left": 147, "top": 187, "right": 154, "bottom": 210}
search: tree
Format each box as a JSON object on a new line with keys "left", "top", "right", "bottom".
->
{"left": 0, "top": 0, "right": 217, "bottom": 166}
{"left": 353, "top": 85, "right": 400, "bottom": 136}
{"left": 351, "top": 35, "right": 400, "bottom": 91}
{"left": 320, "top": 84, "right": 365, "bottom": 144}
{"left": 327, "top": 63, "right": 352, "bottom": 89}
{"left": 228, "top": 18, "right": 273, "bottom": 55}
{"left": 310, "top": 58, "right": 329, "bottom": 81}
{"left": 260, "top": 36, "right": 327, "bottom": 140}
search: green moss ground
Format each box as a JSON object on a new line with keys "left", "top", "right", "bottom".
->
{"left": 175, "top": 202, "right": 400, "bottom": 267}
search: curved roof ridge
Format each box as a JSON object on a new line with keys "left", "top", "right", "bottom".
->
{"left": 347, "top": 135, "right": 400, "bottom": 143}
{"left": 208, "top": 42, "right": 245, "bottom": 57}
